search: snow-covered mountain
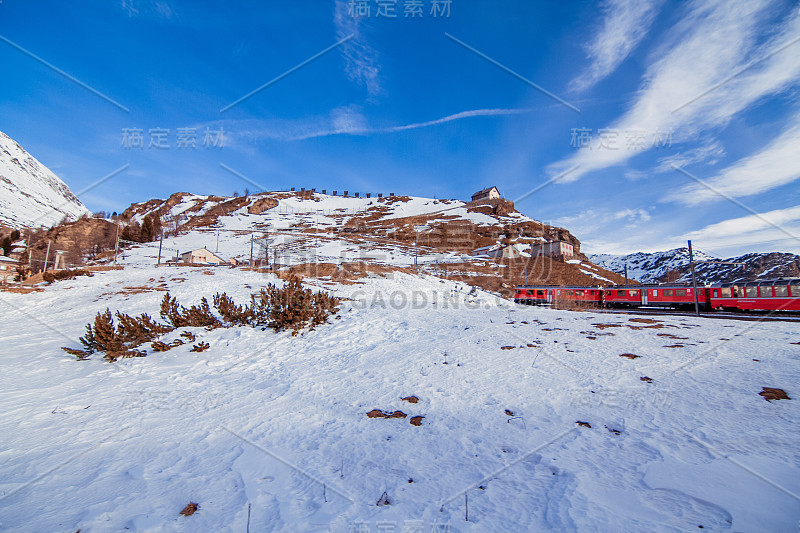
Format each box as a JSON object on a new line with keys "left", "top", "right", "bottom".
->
{"left": 0, "top": 131, "right": 89, "bottom": 228}
{"left": 591, "top": 248, "right": 800, "bottom": 284}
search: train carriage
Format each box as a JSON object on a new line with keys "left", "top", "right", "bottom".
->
{"left": 515, "top": 278, "right": 799, "bottom": 313}
{"left": 640, "top": 285, "right": 709, "bottom": 309}
{"left": 709, "top": 279, "right": 800, "bottom": 311}
{"left": 554, "top": 286, "right": 603, "bottom": 305}
{"left": 514, "top": 285, "right": 603, "bottom": 306}
{"left": 603, "top": 287, "right": 646, "bottom": 307}
{"left": 514, "top": 285, "right": 554, "bottom": 305}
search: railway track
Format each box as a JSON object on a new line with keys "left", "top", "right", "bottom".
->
{"left": 586, "top": 306, "right": 800, "bottom": 323}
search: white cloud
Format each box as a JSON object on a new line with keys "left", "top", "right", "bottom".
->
{"left": 667, "top": 115, "right": 800, "bottom": 205}
{"left": 654, "top": 140, "right": 725, "bottom": 173}
{"left": 682, "top": 205, "right": 800, "bottom": 240}
{"left": 679, "top": 205, "right": 800, "bottom": 252}
{"left": 212, "top": 107, "right": 533, "bottom": 143}
{"left": 334, "top": 0, "right": 382, "bottom": 96}
{"left": 549, "top": 0, "right": 800, "bottom": 181}
{"left": 570, "top": 0, "right": 664, "bottom": 93}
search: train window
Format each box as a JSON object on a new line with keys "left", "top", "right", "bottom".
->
{"left": 712, "top": 289, "right": 719, "bottom": 297}
{"left": 663, "top": 289, "right": 674, "bottom": 297}
{"left": 675, "top": 289, "right": 687, "bottom": 297}
{"left": 617, "top": 290, "right": 625, "bottom": 297}
{"left": 526, "top": 290, "right": 534, "bottom": 296}
{"left": 742, "top": 287, "right": 751, "bottom": 297}
{"left": 575, "top": 290, "right": 584, "bottom": 296}
{"left": 537, "top": 290, "right": 545, "bottom": 296}
{"left": 566, "top": 290, "right": 573, "bottom": 295}
{"left": 774, "top": 286, "right": 788, "bottom": 297}
{"left": 628, "top": 290, "right": 638, "bottom": 297}
{"left": 651, "top": 290, "right": 657, "bottom": 297}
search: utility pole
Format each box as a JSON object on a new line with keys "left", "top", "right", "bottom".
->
{"left": 43, "top": 241, "right": 52, "bottom": 272}
{"left": 215, "top": 229, "right": 220, "bottom": 253}
{"left": 414, "top": 231, "right": 418, "bottom": 270}
{"left": 249, "top": 233, "right": 254, "bottom": 268}
{"left": 113, "top": 222, "right": 120, "bottom": 265}
{"left": 157, "top": 230, "right": 164, "bottom": 265}
{"left": 624, "top": 262, "right": 628, "bottom": 284}
{"left": 688, "top": 240, "right": 700, "bottom": 316}
{"left": 524, "top": 265, "right": 528, "bottom": 285}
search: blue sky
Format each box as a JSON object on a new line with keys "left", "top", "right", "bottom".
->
{"left": 1, "top": 0, "right": 799, "bottom": 257}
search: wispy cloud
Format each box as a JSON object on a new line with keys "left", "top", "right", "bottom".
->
{"left": 550, "top": 0, "right": 800, "bottom": 181}
{"left": 214, "top": 107, "right": 533, "bottom": 143}
{"left": 680, "top": 204, "right": 800, "bottom": 251}
{"left": 120, "top": 0, "right": 176, "bottom": 20}
{"left": 570, "top": 0, "right": 664, "bottom": 93}
{"left": 654, "top": 140, "right": 726, "bottom": 173}
{"left": 667, "top": 114, "right": 800, "bottom": 205}
{"left": 334, "top": 0, "right": 381, "bottom": 96}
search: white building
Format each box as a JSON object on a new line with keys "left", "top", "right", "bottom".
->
{"left": 531, "top": 241, "right": 574, "bottom": 259}
{"left": 471, "top": 186, "right": 500, "bottom": 202}
{"left": 180, "top": 247, "right": 226, "bottom": 265}
{"left": 471, "top": 244, "right": 522, "bottom": 259}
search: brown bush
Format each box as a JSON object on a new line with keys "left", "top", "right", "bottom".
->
{"left": 63, "top": 309, "right": 175, "bottom": 362}
{"left": 251, "top": 275, "right": 339, "bottom": 334}
{"left": 213, "top": 292, "right": 254, "bottom": 326}
{"left": 64, "top": 281, "right": 339, "bottom": 363}
{"left": 160, "top": 293, "right": 221, "bottom": 329}
{"left": 43, "top": 269, "right": 92, "bottom": 283}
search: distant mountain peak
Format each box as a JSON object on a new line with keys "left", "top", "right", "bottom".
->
{"left": 591, "top": 248, "right": 799, "bottom": 284}
{"left": 0, "top": 131, "right": 89, "bottom": 228}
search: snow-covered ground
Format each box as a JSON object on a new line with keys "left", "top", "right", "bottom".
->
{"left": 1, "top": 260, "right": 799, "bottom": 532}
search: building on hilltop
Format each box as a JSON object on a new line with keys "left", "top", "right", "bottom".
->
{"left": 531, "top": 240, "right": 574, "bottom": 259}
{"left": 471, "top": 243, "right": 522, "bottom": 259}
{"left": 471, "top": 186, "right": 500, "bottom": 202}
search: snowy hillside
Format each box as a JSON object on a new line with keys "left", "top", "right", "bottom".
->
{"left": 0, "top": 251, "right": 798, "bottom": 531}
{"left": 0, "top": 130, "right": 89, "bottom": 228}
{"left": 591, "top": 248, "right": 800, "bottom": 284}
{"left": 109, "top": 190, "right": 623, "bottom": 291}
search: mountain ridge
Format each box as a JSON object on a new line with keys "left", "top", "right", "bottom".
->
{"left": 591, "top": 248, "right": 800, "bottom": 284}
{"left": 0, "top": 130, "right": 89, "bottom": 229}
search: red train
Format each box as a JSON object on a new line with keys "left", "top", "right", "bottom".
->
{"left": 514, "top": 278, "right": 800, "bottom": 312}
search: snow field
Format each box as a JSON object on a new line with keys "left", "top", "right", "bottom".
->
{"left": 0, "top": 264, "right": 798, "bottom": 532}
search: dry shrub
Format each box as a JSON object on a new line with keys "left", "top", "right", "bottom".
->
{"left": 151, "top": 339, "right": 183, "bottom": 352}
{"left": 64, "top": 279, "right": 338, "bottom": 363}
{"left": 213, "top": 292, "right": 254, "bottom": 326}
{"left": 759, "top": 387, "right": 790, "bottom": 402}
{"left": 179, "top": 503, "right": 198, "bottom": 516}
{"left": 250, "top": 275, "right": 339, "bottom": 334}
{"left": 43, "top": 269, "right": 92, "bottom": 283}
{"left": 552, "top": 298, "right": 597, "bottom": 311}
{"left": 63, "top": 309, "right": 173, "bottom": 362}
{"left": 160, "top": 293, "right": 221, "bottom": 329}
